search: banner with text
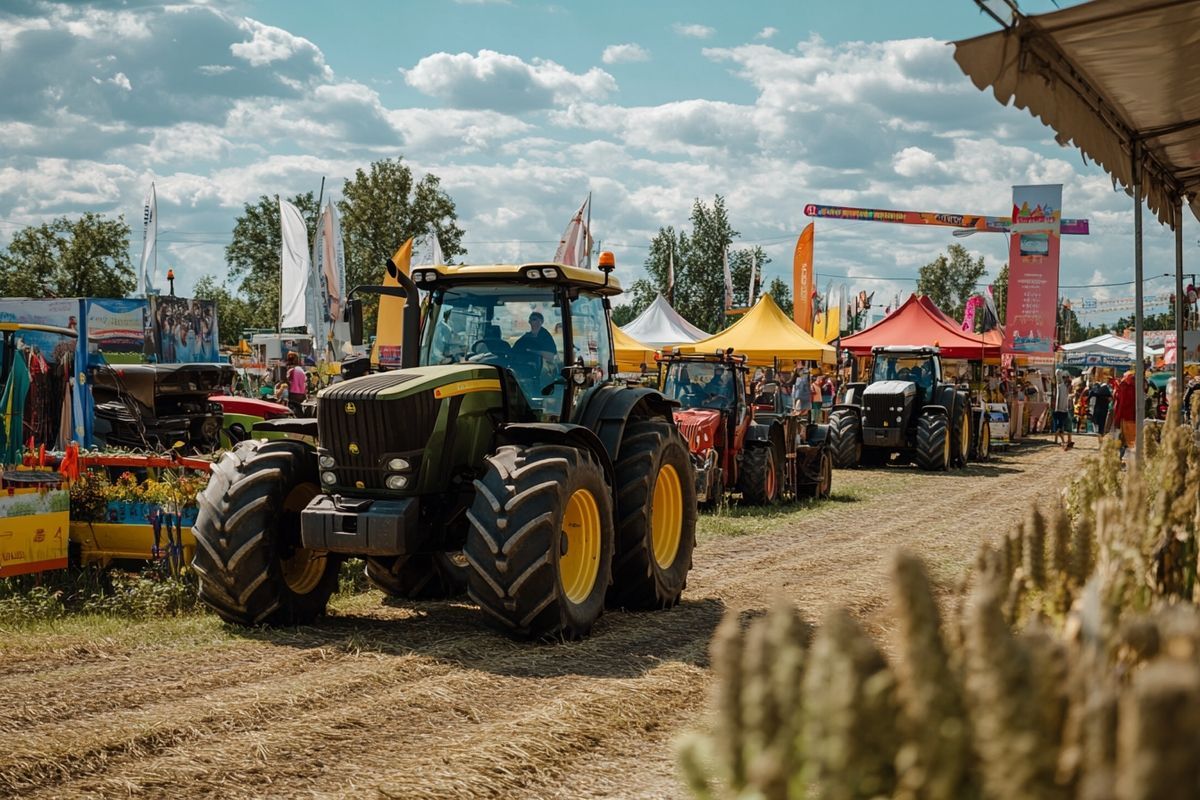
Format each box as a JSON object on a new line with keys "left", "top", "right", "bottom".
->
{"left": 1003, "top": 185, "right": 1062, "bottom": 363}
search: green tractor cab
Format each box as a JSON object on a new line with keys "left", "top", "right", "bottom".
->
{"left": 192, "top": 254, "right": 697, "bottom": 640}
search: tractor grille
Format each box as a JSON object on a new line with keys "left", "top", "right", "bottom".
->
{"left": 863, "top": 392, "right": 905, "bottom": 429}
{"left": 319, "top": 374, "right": 438, "bottom": 490}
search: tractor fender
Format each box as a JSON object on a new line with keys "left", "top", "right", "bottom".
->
{"left": 933, "top": 385, "right": 960, "bottom": 415}
{"left": 571, "top": 384, "right": 678, "bottom": 463}
{"left": 830, "top": 402, "right": 862, "bottom": 417}
{"left": 498, "top": 422, "right": 616, "bottom": 489}
{"left": 920, "top": 403, "right": 949, "bottom": 417}
{"left": 746, "top": 420, "right": 785, "bottom": 453}
{"left": 806, "top": 422, "right": 831, "bottom": 447}
{"left": 840, "top": 382, "right": 868, "bottom": 407}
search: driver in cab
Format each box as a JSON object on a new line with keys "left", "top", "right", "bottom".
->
{"left": 512, "top": 311, "right": 557, "bottom": 361}
{"left": 702, "top": 367, "right": 735, "bottom": 407}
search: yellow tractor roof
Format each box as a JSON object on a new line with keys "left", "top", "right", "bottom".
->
{"left": 412, "top": 263, "right": 624, "bottom": 297}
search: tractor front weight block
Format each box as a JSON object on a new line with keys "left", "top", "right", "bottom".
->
{"left": 300, "top": 495, "right": 423, "bottom": 556}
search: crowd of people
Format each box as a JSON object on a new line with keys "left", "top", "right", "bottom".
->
{"left": 747, "top": 364, "right": 839, "bottom": 421}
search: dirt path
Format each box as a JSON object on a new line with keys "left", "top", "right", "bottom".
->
{"left": 0, "top": 438, "right": 1088, "bottom": 799}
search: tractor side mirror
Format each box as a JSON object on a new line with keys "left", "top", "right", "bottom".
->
{"left": 345, "top": 299, "right": 364, "bottom": 347}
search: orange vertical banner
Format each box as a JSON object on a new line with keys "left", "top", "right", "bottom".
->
{"left": 372, "top": 237, "right": 413, "bottom": 366}
{"left": 793, "top": 223, "right": 814, "bottom": 332}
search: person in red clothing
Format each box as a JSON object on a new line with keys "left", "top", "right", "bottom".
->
{"left": 1111, "top": 370, "right": 1137, "bottom": 458}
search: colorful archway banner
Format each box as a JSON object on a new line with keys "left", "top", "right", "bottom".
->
{"left": 1003, "top": 184, "right": 1062, "bottom": 364}
{"left": 793, "top": 223, "right": 814, "bottom": 332}
{"left": 803, "top": 203, "right": 1089, "bottom": 235}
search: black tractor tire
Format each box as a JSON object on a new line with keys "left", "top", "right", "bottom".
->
{"left": 950, "top": 399, "right": 970, "bottom": 468}
{"left": 365, "top": 552, "right": 468, "bottom": 600}
{"left": 798, "top": 448, "right": 833, "bottom": 499}
{"left": 973, "top": 409, "right": 992, "bottom": 462}
{"left": 192, "top": 440, "right": 341, "bottom": 626}
{"left": 608, "top": 419, "right": 698, "bottom": 610}
{"left": 464, "top": 444, "right": 613, "bottom": 640}
{"left": 913, "top": 414, "right": 951, "bottom": 471}
{"left": 739, "top": 442, "right": 782, "bottom": 505}
{"left": 828, "top": 410, "right": 862, "bottom": 469}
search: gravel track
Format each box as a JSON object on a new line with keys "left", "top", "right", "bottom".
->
{"left": 1, "top": 438, "right": 1087, "bottom": 799}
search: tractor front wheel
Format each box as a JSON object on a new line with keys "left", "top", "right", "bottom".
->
{"left": 192, "top": 440, "right": 341, "bottom": 626}
{"left": 740, "top": 443, "right": 782, "bottom": 505}
{"left": 608, "top": 419, "right": 697, "bottom": 610}
{"left": 828, "top": 410, "right": 862, "bottom": 469}
{"left": 913, "top": 413, "right": 950, "bottom": 471}
{"left": 464, "top": 444, "right": 613, "bottom": 640}
{"left": 799, "top": 448, "right": 833, "bottom": 499}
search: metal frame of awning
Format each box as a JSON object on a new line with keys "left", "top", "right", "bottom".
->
{"left": 956, "top": 0, "right": 1200, "bottom": 459}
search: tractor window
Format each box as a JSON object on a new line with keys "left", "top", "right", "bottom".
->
{"left": 663, "top": 361, "right": 736, "bottom": 410}
{"left": 421, "top": 285, "right": 565, "bottom": 416}
{"left": 872, "top": 355, "right": 938, "bottom": 392}
{"left": 568, "top": 293, "right": 610, "bottom": 383}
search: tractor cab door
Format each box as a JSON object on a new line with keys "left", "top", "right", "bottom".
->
{"left": 565, "top": 292, "right": 612, "bottom": 409}
{"left": 732, "top": 366, "right": 752, "bottom": 453}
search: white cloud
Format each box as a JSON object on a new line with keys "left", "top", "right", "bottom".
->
{"left": 673, "top": 23, "right": 715, "bottom": 39}
{"left": 892, "top": 146, "right": 938, "bottom": 178}
{"left": 601, "top": 43, "right": 650, "bottom": 64}
{"left": 230, "top": 18, "right": 323, "bottom": 68}
{"left": 402, "top": 50, "right": 616, "bottom": 111}
{"left": 198, "top": 64, "right": 235, "bottom": 76}
{"left": 756, "top": 27, "right": 778, "bottom": 40}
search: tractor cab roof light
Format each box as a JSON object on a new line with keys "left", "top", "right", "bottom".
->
{"left": 540, "top": 267, "right": 558, "bottom": 279}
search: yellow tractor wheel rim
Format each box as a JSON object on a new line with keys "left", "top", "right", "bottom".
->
{"left": 559, "top": 488, "right": 602, "bottom": 604}
{"left": 942, "top": 420, "right": 951, "bottom": 465}
{"left": 281, "top": 548, "right": 325, "bottom": 595}
{"left": 960, "top": 414, "right": 970, "bottom": 461}
{"left": 651, "top": 464, "right": 683, "bottom": 569}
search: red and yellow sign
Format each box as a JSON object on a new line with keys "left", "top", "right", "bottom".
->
{"left": 0, "top": 488, "right": 69, "bottom": 578}
{"left": 793, "top": 224, "right": 815, "bottom": 332}
{"left": 803, "top": 203, "right": 1089, "bottom": 235}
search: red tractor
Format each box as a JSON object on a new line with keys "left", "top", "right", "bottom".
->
{"left": 659, "top": 351, "right": 833, "bottom": 505}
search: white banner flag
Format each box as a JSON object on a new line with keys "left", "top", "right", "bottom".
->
{"left": 722, "top": 247, "right": 733, "bottom": 311}
{"left": 279, "top": 199, "right": 310, "bottom": 330}
{"left": 553, "top": 195, "right": 592, "bottom": 267}
{"left": 138, "top": 183, "right": 157, "bottom": 295}
{"left": 413, "top": 223, "right": 444, "bottom": 266}
{"left": 748, "top": 252, "right": 758, "bottom": 306}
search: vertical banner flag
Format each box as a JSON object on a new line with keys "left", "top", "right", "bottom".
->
{"left": 413, "top": 223, "right": 444, "bottom": 267}
{"left": 373, "top": 238, "right": 412, "bottom": 367}
{"left": 667, "top": 243, "right": 675, "bottom": 304}
{"left": 749, "top": 253, "right": 759, "bottom": 306}
{"left": 279, "top": 199, "right": 311, "bottom": 330}
{"left": 1003, "top": 185, "right": 1062, "bottom": 364}
{"left": 722, "top": 247, "right": 733, "bottom": 311}
{"left": 793, "top": 223, "right": 815, "bottom": 331}
{"left": 313, "top": 201, "right": 346, "bottom": 354}
{"left": 138, "top": 183, "right": 157, "bottom": 296}
{"left": 553, "top": 196, "right": 592, "bottom": 267}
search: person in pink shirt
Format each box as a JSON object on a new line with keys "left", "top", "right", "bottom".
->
{"left": 286, "top": 351, "right": 308, "bottom": 416}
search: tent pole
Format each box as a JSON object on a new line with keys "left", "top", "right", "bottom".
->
{"left": 1175, "top": 198, "right": 1185, "bottom": 408}
{"left": 1133, "top": 142, "right": 1145, "bottom": 462}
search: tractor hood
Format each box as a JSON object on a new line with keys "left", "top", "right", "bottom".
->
{"left": 673, "top": 407, "right": 723, "bottom": 454}
{"left": 862, "top": 380, "right": 916, "bottom": 398}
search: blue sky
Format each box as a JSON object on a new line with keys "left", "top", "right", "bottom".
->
{"left": 0, "top": 0, "right": 1187, "bottom": 323}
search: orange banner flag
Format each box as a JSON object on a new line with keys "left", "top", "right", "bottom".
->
{"left": 793, "top": 223, "right": 814, "bottom": 332}
{"left": 371, "top": 238, "right": 413, "bottom": 365}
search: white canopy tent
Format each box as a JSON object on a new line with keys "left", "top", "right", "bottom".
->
{"left": 1061, "top": 333, "right": 1161, "bottom": 367}
{"left": 620, "top": 294, "right": 708, "bottom": 348}
{"left": 953, "top": 0, "right": 1200, "bottom": 456}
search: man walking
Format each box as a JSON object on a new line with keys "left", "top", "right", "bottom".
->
{"left": 1053, "top": 372, "right": 1074, "bottom": 450}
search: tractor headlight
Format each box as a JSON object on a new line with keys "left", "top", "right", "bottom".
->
{"left": 412, "top": 272, "right": 424, "bottom": 283}
{"left": 387, "top": 457, "right": 410, "bottom": 471}
{"left": 385, "top": 474, "right": 409, "bottom": 490}
{"left": 319, "top": 455, "right": 336, "bottom": 469}
{"left": 321, "top": 470, "right": 337, "bottom": 485}
{"left": 525, "top": 268, "right": 542, "bottom": 280}
{"left": 540, "top": 267, "right": 558, "bottom": 279}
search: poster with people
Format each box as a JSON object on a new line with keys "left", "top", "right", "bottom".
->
{"left": 150, "top": 296, "right": 220, "bottom": 363}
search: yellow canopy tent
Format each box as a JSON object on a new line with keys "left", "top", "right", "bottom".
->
{"left": 679, "top": 294, "right": 836, "bottom": 366}
{"left": 612, "top": 325, "right": 657, "bottom": 373}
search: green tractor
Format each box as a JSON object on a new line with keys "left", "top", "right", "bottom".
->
{"left": 192, "top": 253, "right": 697, "bottom": 639}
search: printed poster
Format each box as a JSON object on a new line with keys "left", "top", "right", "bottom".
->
{"left": 150, "top": 296, "right": 220, "bottom": 363}
{"left": 1003, "top": 185, "right": 1062, "bottom": 364}
{"left": 84, "top": 298, "right": 147, "bottom": 365}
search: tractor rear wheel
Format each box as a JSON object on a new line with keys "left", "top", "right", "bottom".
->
{"left": 950, "top": 400, "right": 970, "bottom": 468}
{"left": 608, "top": 419, "right": 697, "bottom": 610}
{"left": 973, "top": 410, "right": 992, "bottom": 461}
{"left": 913, "top": 413, "right": 950, "bottom": 471}
{"left": 192, "top": 440, "right": 341, "bottom": 626}
{"left": 798, "top": 448, "right": 833, "bottom": 499}
{"left": 464, "top": 444, "right": 613, "bottom": 640}
{"left": 740, "top": 443, "right": 782, "bottom": 505}
{"left": 828, "top": 410, "right": 862, "bottom": 468}
{"left": 365, "top": 552, "right": 467, "bottom": 599}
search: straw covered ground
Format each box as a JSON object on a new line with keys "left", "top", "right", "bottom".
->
{"left": 1, "top": 438, "right": 1088, "bottom": 799}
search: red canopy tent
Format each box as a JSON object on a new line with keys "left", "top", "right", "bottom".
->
{"left": 840, "top": 294, "right": 1002, "bottom": 360}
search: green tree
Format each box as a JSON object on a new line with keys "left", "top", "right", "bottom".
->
{"left": 224, "top": 192, "right": 319, "bottom": 330}
{"left": 763, "top": 276, "right": 793, "bottom": 319}
{"left": 338, "top": 159, "right": 465, "bottom": 332}
{"left": 684, "top": 195, "right": 739, "bottom": 333}
{"left": 916, "top": 244, "right": 987, "bottom": 322}
{"left": 991, "top": 262, "right": 1008, "bottom": 324}
{"left": 193, "top": 275, "right": 257, "bottom": 344}
{"left": 0, "top": 213, "right": 134, "bottom": 297}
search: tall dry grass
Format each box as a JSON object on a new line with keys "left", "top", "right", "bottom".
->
{"left": 681, "top": 415, "right": 1200, "bottom": 799}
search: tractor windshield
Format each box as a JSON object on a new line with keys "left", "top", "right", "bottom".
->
{"left": 872, "top": 355, "right": 937, "bottom": 393}
{"left": 422, "top": 285, "right": 566, "bottom": 415}
{"left": 663, "top": 361, "right": 736, "bottom": 410}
